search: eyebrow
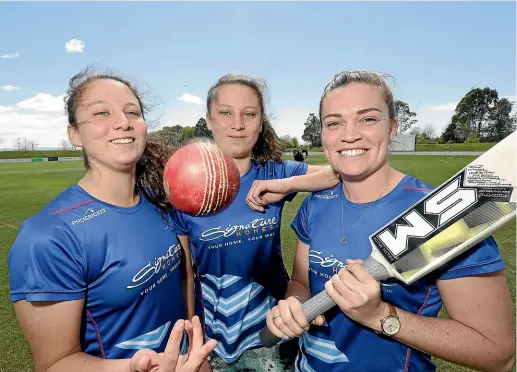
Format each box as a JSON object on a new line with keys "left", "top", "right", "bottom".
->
{"left": 86, "top": 100, "right": 139, "bottom": 108}
{"left": 216, "top": 104, "right": 259, "bottom": 110}
{"left": 322, "top": 107, "right": 382, "bottom": 121}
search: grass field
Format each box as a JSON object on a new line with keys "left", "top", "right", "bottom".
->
{"left": 415, "top": 142, "right": 495, "bottom": 152}
{"left": 0, "top": 155, "right": 515, "bottom": 372}
{"left": 0, "top": 150, "right": 83, "bottom": 159}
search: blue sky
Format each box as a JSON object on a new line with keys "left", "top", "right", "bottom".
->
{"left": 0, "top": 1, "right": 515, "bottom": 148}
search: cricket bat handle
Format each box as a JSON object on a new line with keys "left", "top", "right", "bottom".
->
{"left": 259, "top": 256, "right": 391, "bottom": 348}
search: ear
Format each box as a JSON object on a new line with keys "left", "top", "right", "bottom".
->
{"left": 67, "top": 125, "right": 83, "bottom": 147}
{"left": 389, "top": 119, "right": 399, "bottom": 140}
{"left": 205, "top": 113, "right": 213, "bottom": 132}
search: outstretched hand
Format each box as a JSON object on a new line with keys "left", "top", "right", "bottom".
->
{"left": 129, "top": 316, "right": 217, "bottom": 372}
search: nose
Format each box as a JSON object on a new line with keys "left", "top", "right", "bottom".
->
{"left": 112, "top": 112, "right": 132, "bottom": 131}
{"left": 230, "top": 116, "right": 245, "bottom": 131}
{"left": 340, "top": 122, "right": 362, "bottom": 143}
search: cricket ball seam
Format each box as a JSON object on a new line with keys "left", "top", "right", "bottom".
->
{"left": 197, "top": 143, "right": 210, "bottom": 216}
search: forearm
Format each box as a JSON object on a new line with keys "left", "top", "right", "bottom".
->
{"left": 285, "top": 280, "right": 311, "bottom": 302}
{"left": 287, "top": 166, "right": 339, "bottom": 193}
{"left": 46, "top": 352, "right": 129, "bottom": 372}
{"left": 366, "top": 304, "right": 513, "bottom": 372}
{"left": 182, "top": 274, "right": 195, "bottom": 319}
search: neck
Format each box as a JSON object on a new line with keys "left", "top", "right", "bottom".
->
{"left": 233, "top": 157, "right": 252, "bottom": 176}
{"left": 341, "top": 163, "right": 403, "bottom": 203}
{"left": 79, "top": 165, "right": 139, "bottom": 207}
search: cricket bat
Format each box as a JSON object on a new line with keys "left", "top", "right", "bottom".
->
{"left": 259, "top": 131, "right": 517, "bottom": 348}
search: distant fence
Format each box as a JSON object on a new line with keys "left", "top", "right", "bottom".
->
{"left": 0, "top": 156, "right": 83, "bottom": 164}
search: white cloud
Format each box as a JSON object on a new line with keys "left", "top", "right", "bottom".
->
{"left": 0, "top": 93, "right": 69, "bottom": 149}
{"left": 16, "top": 93, "right": 66, "bottom": 113}
{"left": 178, "top": 93, "right": 204, "bottom": 105}
{"left": 0, "top": 53, "right": 19, "bottom": 59}
{"left": 65, "top": 39, "right": 85, "bottom": 54}
{"left": 2, "top": 85, "right": 20, "bottom": 92}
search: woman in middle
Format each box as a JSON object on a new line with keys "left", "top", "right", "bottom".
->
{"left": 172, "top": 72, "right": 339, "bottom": 371}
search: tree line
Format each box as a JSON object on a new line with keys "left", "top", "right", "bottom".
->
{"left": 2, "top": 87, "right": 514, "bottom": 151}
{"left": 299, "top": 87, "right": 516, "bottom": 147}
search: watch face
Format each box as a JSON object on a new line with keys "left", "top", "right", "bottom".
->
{"left": 382, "top": 316, "right": 401, "bottom": 336}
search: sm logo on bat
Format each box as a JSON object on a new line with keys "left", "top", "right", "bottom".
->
{"left": 371, "top": 174, "right": 478, "bottom": 263}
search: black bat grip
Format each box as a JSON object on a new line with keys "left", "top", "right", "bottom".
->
{"left": 259, "top": 256, "right": 391, "bottom": 348}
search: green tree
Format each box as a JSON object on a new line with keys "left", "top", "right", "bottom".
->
{"left": 158, "top": 125, "right": 185, "bottom": 147}
{"left": 194, "top": 118, "right": 212, "bottom": 138}
{"left": 451, "top": 87, "right": 499, "bottom": 140}
{"left": 182, "top": 126, "right": 196, "bottom": 142}
{"left": 486, "top": 98, "right": 515, "bottom": 141}
{"left": 395, "top": 100, "right": 418, "bottom": 133}
{"left": 441, "top": 122, "right": 458, "bottom": 143}
{"left": 301, "top": 113, "right": 321, "bottom": 148}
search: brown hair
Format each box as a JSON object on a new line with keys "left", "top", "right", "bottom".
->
{"left": 206, "top": 72, "right": 284, "bottom": 163}
{"left": 319, "top": 70, "right": 397, "bottom": 123}
{"left": 64, "top": 67, "right": 174, "bottom": 214}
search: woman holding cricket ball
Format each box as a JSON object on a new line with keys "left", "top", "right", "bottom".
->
{"left": 172, "top": 72, "right": 341, "bottom": 371}
{"left": 8, "top": 67, "right": 216, "bottom": 372}
{"left": 254, "top": 70, "right": 515, "bottom": 371}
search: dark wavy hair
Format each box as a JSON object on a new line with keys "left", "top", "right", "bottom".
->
{"left": 206, "top": 72, "right": 284, "bottom": 163}
{"left": 64, "top": 66, "right": 174, "bottom": 215}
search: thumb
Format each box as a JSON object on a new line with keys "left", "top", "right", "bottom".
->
{"left": 311, "top": 315, "right": 325, "bottom": 327}
{"left": 133, "top": 354, "right": 152, "bottom": 372}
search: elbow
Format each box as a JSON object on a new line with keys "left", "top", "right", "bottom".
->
{"left": 498, "top": 351, "right": 515, "bottom": 372}
{"left": 487, "top": 344, "right": 515, "bottom": 372}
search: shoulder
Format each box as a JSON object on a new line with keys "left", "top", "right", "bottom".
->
{"left": 259, "top": 159, "right": 308, "bottom": 179}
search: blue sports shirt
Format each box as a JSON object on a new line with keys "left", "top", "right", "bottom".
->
{"left": 8, "top": 184, "right": 187, "bottom": 359}
{"left": 290, "top": 175, "right": 505, "bottom": 372}
{"left": 173, "top": 159, "right": 308, "bottom": 363}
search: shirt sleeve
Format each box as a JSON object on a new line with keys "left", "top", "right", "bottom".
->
{"left": 8, "top": 213, "right": 87, "bottom": 302}
{"left": 290, "top": 195, "right": 312, "bottom": 245}
{"left": 267, "top": 160, "right": 309, "bottom": 203}
{"left": 281, "top": 160, "right": 309, "bottom": 179}
{"left": 435, "top": 236, "right": 505, "bottom": 280}
{"left": 171, "top": 210, "right": 189, "bottom": 235}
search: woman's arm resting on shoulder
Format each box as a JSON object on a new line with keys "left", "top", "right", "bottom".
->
{"left": 246, "top": 165, "right": 339, "bottom": 211}
{"left": 178, "top": 235, "right": 196, "bottom": 320}
{"left": 326, "top": 261, "right": 515, "bottom": 372}
{"left": 265, "top": 240, "right": 325, "bottom": 340}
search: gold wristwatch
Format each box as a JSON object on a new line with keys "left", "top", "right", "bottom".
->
{"left": 379, "top": 303, "right": 401, "bottom": 337}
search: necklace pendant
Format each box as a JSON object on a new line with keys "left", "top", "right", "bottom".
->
{"left": 341, "top": 236, "right": 347, "bottom": 245}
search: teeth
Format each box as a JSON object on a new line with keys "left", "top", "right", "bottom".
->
{"left": 111, "top": 138, "right": 134, "bottom": 144}
{"left": 340, "top": 149, "right": 366, "bottom": 157}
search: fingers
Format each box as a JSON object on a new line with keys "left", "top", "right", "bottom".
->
{"left": 274, "top": 298, "right": 309, "bottom": 338}
{"left": 325, "top": 278, "right": 353, "bottom": 311}
{"left": 160, "top": 319, "right": 186, "bottom": 370}
{"left": 265, "top": 306, "right": 288, "bottom": 340}
{"left": 247, "top": 181, "right": 267, "bottom": 205}
{"left": 190, "top": 316, "right": 204, "bottom": 351}
{"left": 345, "top": 260, "right": 375, "bottom": 284}
{"left": 182, "top": 316, "right": 217, "bottom": 372}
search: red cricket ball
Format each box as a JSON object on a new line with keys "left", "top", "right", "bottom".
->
{"left": 163, "top": 141, "right": 240, "bottom": 216}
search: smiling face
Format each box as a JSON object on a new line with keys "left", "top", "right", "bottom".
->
{"left": 320, "top": 82, "right": 398, "bottom": 181}
{"left": 206, "top": 83, "right": 263, "bottom": 160}
{"left": 67, "top": 78, "right": 147, "bottom": 172}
